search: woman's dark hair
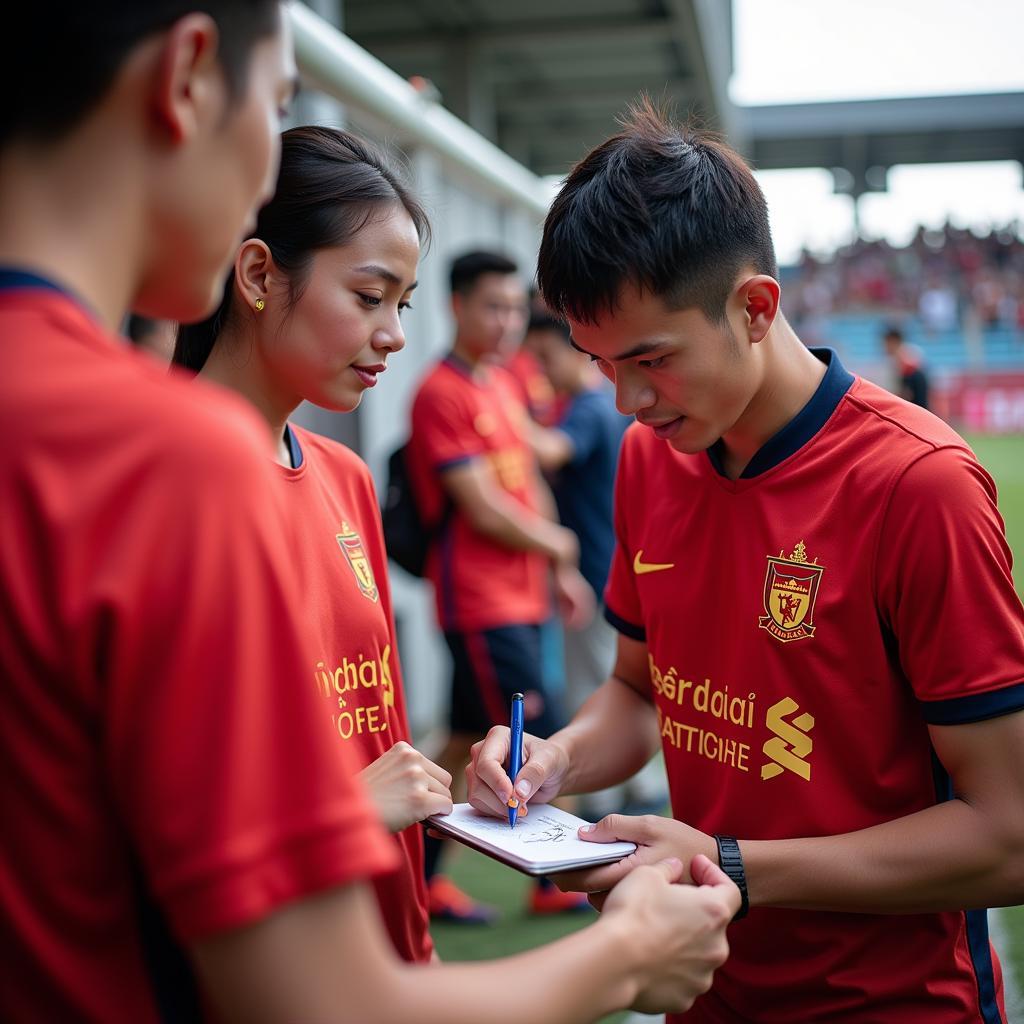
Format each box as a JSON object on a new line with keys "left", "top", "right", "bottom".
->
{"left": 4, "top": 1, "right": 280, "bottom": 147}
{"left": 173, "top": 125, "right": 430, "bottom": 372}
{"left": 538, "top": 97, "right": 777, "bottom": 326}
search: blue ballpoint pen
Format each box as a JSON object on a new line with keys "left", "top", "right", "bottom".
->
{"left": 507, "top": 693, "right": 525, "bottom": 828}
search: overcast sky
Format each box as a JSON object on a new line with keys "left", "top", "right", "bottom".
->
{"left": 730, "top": 0, "right": 1024, "bottom": 263}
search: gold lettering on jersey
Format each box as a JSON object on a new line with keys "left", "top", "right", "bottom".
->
{"left": 649, "top": 657, "right": 756, "bottom": 775}
{"left": 761, "top": 697, "right": 814, "bottom": 781}
{"left": 314, "top": 644, "right": 395, "bottom": 742}
{"left": 486, "top": 449, "right": 527, "bottom": 492}
{"left": 337, "top": 521, "right": 379, "bottom": 603}
{"left": 657, "top": 707, "right": 752, "bottom": 773}
{"left": 758, "top": 540, "right": 825, "bottom": 643}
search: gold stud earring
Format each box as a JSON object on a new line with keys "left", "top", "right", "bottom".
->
{"left": 254, "top": 298, "right": 265, "bottom": 312}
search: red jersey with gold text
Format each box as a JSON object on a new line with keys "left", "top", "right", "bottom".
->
{"left": 279, "top": 425, "right": 432, "bottom": 963}
{"left": 605, "top": 351, "right": 1024, "bottom": 1024}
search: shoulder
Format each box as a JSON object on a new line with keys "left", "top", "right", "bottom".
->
{"left": 844, "top": 376, "right": 967, "bottom": 455}
{"left": 291, "top": 424, "right": 368, "bottom": 476}
{"left": 290, "top": 423, "right": 377, "bottom": 498}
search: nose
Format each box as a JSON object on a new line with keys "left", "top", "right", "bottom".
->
{"left": 613, "top": 366, "right": 656, "bottom": 416}
{"left": 374, "top": 314, "right": 406, "bottom": 355}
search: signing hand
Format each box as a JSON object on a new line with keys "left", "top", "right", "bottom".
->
{"left": 465, "top": 726, "right": 570, "bottom": 819}
{"left": 602, "top": 854, "right": 738, "bottom": 1014}
{"left": 359, "top": 741, "right": 453, "bottom": 832}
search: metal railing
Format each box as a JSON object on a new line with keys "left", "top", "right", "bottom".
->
{"left": 288, "top": 2, "right": 551, "bottom": 218}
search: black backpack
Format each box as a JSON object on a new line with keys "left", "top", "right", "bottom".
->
{"left": 381, "top": 442, "right": 450, "bottom": 577}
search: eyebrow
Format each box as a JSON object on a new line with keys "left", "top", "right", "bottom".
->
{"left": 569, "top": 337, "right": 664, "bottom": 361}
{"left": 354, "top": 265, "right": 418, "bottom": 291}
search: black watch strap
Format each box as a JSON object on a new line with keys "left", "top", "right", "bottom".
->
{"left": 714, "top": 834, "right": 749, "bottom": 921}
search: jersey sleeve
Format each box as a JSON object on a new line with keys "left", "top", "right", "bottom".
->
{"left": 876, "top": 444, "right": 1024, "bottom": 724}
{"left": 103, "top": 419, "right": 397, "bottom": 941}
{"left": 411, "top": 383, "right": 481, "bottom": 472}
{"left": 603, "top": 429, "right": 646, "bottom": 640}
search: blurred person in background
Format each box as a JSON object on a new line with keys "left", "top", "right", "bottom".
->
{"left": 408, "top": 250, "right": 594, "bottom": 921}
{"left": 882, "top": 324, "right": 931, "bottom": 409}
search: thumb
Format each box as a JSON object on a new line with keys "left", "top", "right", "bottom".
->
{"left": 512, "top": 756, "right": 555, "bottom": 804}
{"left": 690, "top": 852, "right": 734, "bottom": 889}
{"left": 578, "top": 813, "right": 640, "bottom": 845}
{"left": 648, "top": 856, "right": 685, "bottom": 884}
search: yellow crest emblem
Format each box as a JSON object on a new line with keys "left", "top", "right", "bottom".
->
{"left": 758, "top": 541, "right": 825, "bottom": 644}
{"left": 337, "top": 522, "right": 379, "bottom": 603}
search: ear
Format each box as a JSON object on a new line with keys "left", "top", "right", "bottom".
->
{"left": 738, "top": 275, "right": 780, "bottom": 344}
{"left": 451, "top": 292, "right": 463, "bottom": 318}
{"left": 235, "top": 239, "right": 275, "bottom": 312}
{"left": 151, "top": 14, "right": 222, "bottom": 144}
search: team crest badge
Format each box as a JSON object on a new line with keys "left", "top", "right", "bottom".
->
{"left": 337, "top": 522, "right": 379, "bottom": 603}
{"left": 759, "top": 540, "right": 825, "bottom": 644}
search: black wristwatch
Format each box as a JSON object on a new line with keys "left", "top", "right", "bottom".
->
{"left": 714, "top": 834, "right": 749, "bottom": 921}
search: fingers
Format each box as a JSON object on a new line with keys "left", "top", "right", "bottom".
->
{"left": 646, "top": 856, "right": 685, "bottom": 884}
{"left": 511, "top": 738, "right": 561, "bottom": 805}
{"left": 467, "top": 727, "right": 513, "bottom": 807}
{"left": 465, "top": 758, "right": 512, "bottom": 818}
{"left": 690, "top": 854, "right": 742, "bottom": 917}
{"left": 578, "top": 813, "right": 650, "bottom": 845}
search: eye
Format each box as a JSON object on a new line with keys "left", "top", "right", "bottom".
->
{"left": 638, "top": 356, "right": 665, "bottom": 370}
{"left": 398, "top": 302, "right": 413, "bottom": 315}
{"left": 358, "top": 294, "right": 382, "bottom": 308}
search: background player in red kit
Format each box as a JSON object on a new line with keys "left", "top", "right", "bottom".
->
{"left": 409, "top": 250, "right": 595, "bottom": 919}
{"left": 468, "top": 101, "right": 1024, "bottom": 1024}
{"left": 0, "top": 9, "right": 739, "bottom": 1016}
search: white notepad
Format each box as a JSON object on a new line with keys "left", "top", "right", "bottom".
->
{"left": 428, "top": 803, "right": 637, "bottom": 876}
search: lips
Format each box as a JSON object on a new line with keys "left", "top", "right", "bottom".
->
{"left": 352, "top": 363, "right": 386, "bottom": 387}
{"left": 638, "top": 414, "right": 685, "bottom": 440}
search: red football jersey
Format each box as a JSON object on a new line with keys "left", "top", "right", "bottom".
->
{"left": 409, "top": 356, "right": 549, "bottom": 631}
{"left": 0, "top": 277, "right": 396, "bottom": 1023}
{"left": 605, "top": 351, "right": 1023, "bottom": 1023}
{"left": 279, "top": 425, "right": 432, "bottom": 962}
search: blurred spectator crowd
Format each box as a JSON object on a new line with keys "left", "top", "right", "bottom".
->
{"left": 784, "top": 222, "right": 1024, "bottom": 338}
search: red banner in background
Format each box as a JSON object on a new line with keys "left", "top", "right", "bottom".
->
{"left": 942, "top": 372, "right": 1024, "bottom": 435}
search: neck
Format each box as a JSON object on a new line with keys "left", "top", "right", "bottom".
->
{"left": 718, "top": 320, "right": 826, "bottom": 480}
{"left": 0, "top": 133, "right": 144, "bottom": 332}
{"left": 450, "top": 335, "right": 484, "bottom": 372}
{"left": 201, "top": 324, "right": 300, "bottom": 467}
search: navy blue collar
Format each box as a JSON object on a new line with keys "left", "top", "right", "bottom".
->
{"left": 283, "top": 424, "right": 304, "bottom": 469}
{"left": 707, "top": 348, "right": 854, "bottom": 480}
{"left": 0, "top": 267, "right": 72, "bottom": 296}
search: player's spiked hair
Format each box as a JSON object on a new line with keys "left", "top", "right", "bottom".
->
{"left": 537, "top": 97, "right": 777, "bottom": 325}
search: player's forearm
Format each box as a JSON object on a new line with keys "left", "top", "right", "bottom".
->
{"left": 742, "top": 798, "right": 1024, "bottom": 913}
{"left": 552, "top": 677, "right": 660, "bottom": 796}
{"left": 530, "top": 424, "right": 574, "bottom": 474}
{"left": 463, "top": 488, "right": 574, "bottom": 563}
{"left": 397, "top": 912, "right": 645, "bottom": 1024}
{"left": 196, "top": 883, "right": 640, "bottom": 1024}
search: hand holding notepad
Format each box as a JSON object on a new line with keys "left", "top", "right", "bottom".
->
{"left": 428, "top": 803, "right": 637, "bottom": 876}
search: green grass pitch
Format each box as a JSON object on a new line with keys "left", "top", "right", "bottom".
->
{"left": 431, "top": 432, "right": 1024, "bottom": 1022}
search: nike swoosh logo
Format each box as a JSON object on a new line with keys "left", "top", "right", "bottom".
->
{"left": 633, "top": 550, "right": 675, "bottom": 575}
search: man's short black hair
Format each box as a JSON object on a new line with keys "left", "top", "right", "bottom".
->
{"left": 3, "top": 1, "right": 280, "bottom": 147}
{"left": 537, "top": 98, "right": 777, "bottom": 326}
{"left": 527, "top": 312, "right": 572, "bottom": 344}
{"left": 450, "top": 250, "right": 518, "bottom": 296}
{"left": 883, "top": 325, "right": 904, "bottom": 342}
